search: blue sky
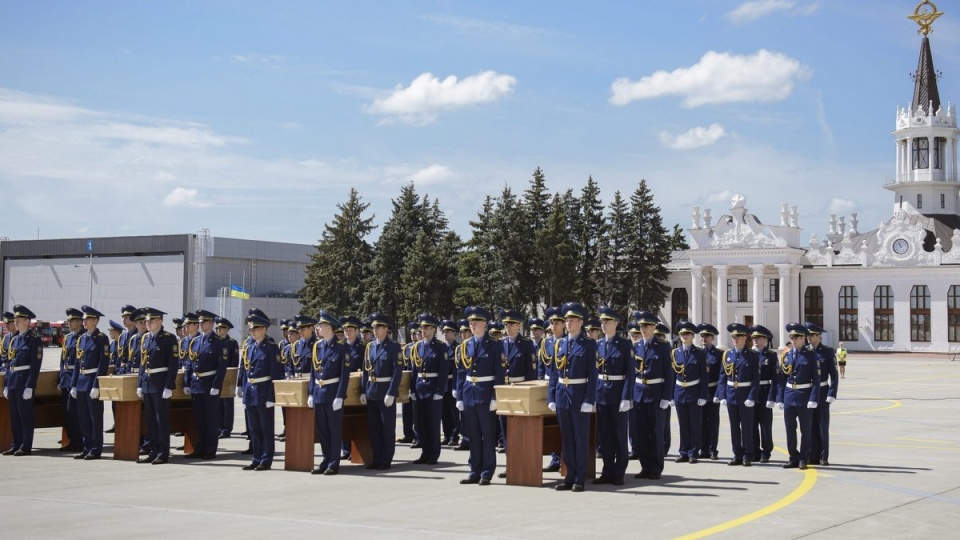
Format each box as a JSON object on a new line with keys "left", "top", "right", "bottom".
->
{"left": 1, "top": 1, "right": 958, "bottom": 245}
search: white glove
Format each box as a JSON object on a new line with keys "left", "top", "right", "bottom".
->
{"left": 57, "top": 384, "right": 62, "bottom": 391}
{"left": 697, "top": 399, "right": 706, "bottom": 407}
{"left": 489, "top": 400, "right": 497, "bottom": 411}
{"left": 307, "top": 395, "right": 315, "bottom": 408}
{"left": 210, "top": 388, "right": 219, "bottom": 396}
{"left": 456, "top": 400, "right": 464, "bottom": 411}
{"left": 90, "top": 388, "right": 99, "bottom": 400}
{"left": 333, "top": 398, "right": 343, "bottom": 411}
{"left": 183, "top": 387, "right": 191, "bottom": 395}
{"left": 744, "top": 399, "right": 755, "bottom": 408}
{"left": 266, "top": 401, "right": 275, "bottom": 408}
{"left": 826, "top": 396, "right": 836, "bottom": 404}
{"left": 433, "top": 394, "right": 443, "bottom": 400}
{"left": 2, "top": 388, "right": 7, "bottom": 399}
{"left": 580, "top": 403, "right": 594, "bottom": 413}
{"left": 619, "top": 400, "right": 632, "bottom": 412}
{"left": 548, "top": 402, "right": 556, "bottom": 412}
{"left": 452, "top": 390, "right": 458, "bottom": 399}
{"left": 659, "top": 399, "right": 669, "bottom": 409}
{"left": 806, "top": 401, "right": 818, "bottom": 409}
{"left": 70, "top": 388, "right": 78, "bottom": 399}
{"left": 162, "top": 388, "right": 173, "bottom": 400}
{"left": 712, "top": 396, "right": 720, "bottom": 404}
{"left": 777, "top": 402, "right": 784, "bottom": 410}
{"left": 384, "top": 395, "right": 395, "bottom": 408}
{"left": 669, "top": 400, "right": 676, "bottom": 408}
{"left": 235, "top": 386, "right": 242, "bottom": 397}
{"left": 136, "top": 388, "right": 143, "bottom": 398}
{"left": 360, "top": 394, "right": 367, "bottom": 405}
{"left": 766, "top": 400, "right": 775, "bottom": 409}
{"left": 409, "top": 391, "right": 416, "bottom": 401}
{"left": 720, "top": 399, "right": 727, "bottom": 406}
{"left": 23, "top": 388, "right": 33, "bottom": 400}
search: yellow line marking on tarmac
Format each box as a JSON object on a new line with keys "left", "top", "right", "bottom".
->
{"left": 833, "top": 441, "right": 960, "bottom": 451}
{"left": 674, "top": 451, "right": 818, "bottom": 540}
{"left": 896, "top": 437, "right": 951, "bottom": 444}
{"left": 834, "top": 399, "right": 901, "bottom": 415}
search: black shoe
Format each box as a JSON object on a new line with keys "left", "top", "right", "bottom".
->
{"left": 783, "top": 462, "right": 799, "bottom": 469}
{"left": 2, "top": 448, "right": 16, "bottom": 456}
{"left": 242, "top": 463, "right": 258, "bottom": 470}
{"left": 413, "top": 457, "right": 428, "bottom": 464}
{"left": 743, "top": 460, "right": 752, "bottom": 467}
{"left": 555, "top": 483, "right": 572, "bottom": 491}
{"left": 13, "top": 450, "right": 31, "bottom": 456}
{"left": 497, "top": 472, "right": 507, "bottom": 478}
{"left": 136, "top": 456, "right": 155, "bottom": 464}
{"left": 139, "top": 449, "right": 149, "bottom": 456}
{"left": 689, "top": 456, "right": 699, "bottom": 464}
{"left": 454, "top": 443, "right": 470, "bottom": 451}
{"left": 698, "top": 452, "right": 710, "bottom": 459}
{"left": 323, "top": 468, "right": 338, "bottom": 476}
{"left": 255, "top": 464, "right": 271, "bottom": 471}
{"left": 629, "top": 453, "right": 640, "bottom": 460}
{"left": 397, "top": 436, "right": 413, "bottom": 444}
{"left": 74, "top": 453, "right": 88, "bottom": 460}
{"left": 593, "top": 475, "right": 612, "bottom": 485}
{"left": 760, "top": 455, "right": 770, "bottom": 463}
{"left": 460, "top": 476, "right": 480, "bottom": 485}
{"left": 542, "top": 464, "right": 561, "bottom": 473}
{"left": 410, "top": 441, "right": 422, "bottom": 449}
{"left": 151, "top": 457, "right": 168, "bottom": 465}
{"left": 727, "top": 459, "right": 743, "bottom": 466}
{"left": 312, "top": 466, "right": 328, "bottom": 475}
{"left": 799, "top": 461, "right": 808, "bottom": 470}
{"left": 571, "top": 484, "right": 584, "bottom": 492}
{"left": 612, "top": 478, "right": 625, "bottom": 486}
{"left": 240, "top": 431, "right": 249, "bottom": 436}
{"left": 497, "top": 447, "right": 505, "bottom": 454}
{"left": 647, "top": 473, "right": 661, "bottom": 480}
{"left": 425, "top": 459, "right": 437, "bottom": 465}
{"left": 440, "top": 437, "right": 451, "bottom": 446}
{"left": 675, "top": 456, "right": 689, "bottom": 463}
{"left": 710, "top": 452, "right": 719, "bottom": 460}
{"left": 175, "top": 446, "right": 185, "bottom": 451}
{"left": 819, "top": 459, "right": 830, "bottom": 466}
{"left": 479, "top": 477, "right": 491, "bottom": 486}
{"left": 219, "top": 432, "right": 232, "bottom": 439}
{"left": 241, "top": 448, "right": 253, "bottom": 455}
{"left": 84, "top": 454, "right": 101, "bottom": 461}
{"left": 341, "top": 452, "right": 352, "bottom": 460}
{"left": 634, "top": 470, "right": 651, "bottom": 479}
{"left": 105, "top": 426, "right": 116, "bottom": 434}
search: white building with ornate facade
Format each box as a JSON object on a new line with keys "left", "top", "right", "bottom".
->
{"left": 661, "top": 5, "right": 960, "bottom": 353}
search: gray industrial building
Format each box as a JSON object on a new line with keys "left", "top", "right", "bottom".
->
{"left": 0, "top": 229, "right": 312, "bottom": 341}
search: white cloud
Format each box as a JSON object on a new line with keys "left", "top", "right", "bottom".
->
{"left": 420, "top": 14, "right": 547, "bottom": 39}
{"left": 409, "top": 164, "right": 453, "bottom": 185}
{"left": 829, "top": 198, "right": 857, "bottom": 215}
{"left": 726, "top": 1, "right": 819, "bottom": 24}
{"left": 659, "top": 124, "right": 727, "bottom": 150}
{"left": 611, "top": 49, "right": 811, "bottom": 108}
{"left": 364, "top": 71, "right": 517, "bottom": 125}
{"left": 163, "top": 187, "right": 211, "bottom": 208}
{"left": 230, "top": 53, "right": 286, "bottom": 65}
{"left": 705, "top": 190, "right": 736, "bottom": 204}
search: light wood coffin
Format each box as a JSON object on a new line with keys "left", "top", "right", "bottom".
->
{"left": 495, "top": 380, "right": 551, "bottom": 416}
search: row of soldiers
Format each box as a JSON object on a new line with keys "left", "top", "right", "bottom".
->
{"left": 1, "top": 302, "right": 838, "bottom": 489}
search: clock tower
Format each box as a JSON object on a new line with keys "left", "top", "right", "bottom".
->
{"left": 886, "top": 1, "right": 960, "bottom": 216}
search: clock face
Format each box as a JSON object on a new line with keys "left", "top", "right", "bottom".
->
{"left": 892, "top": 238, "right": 909, "bottom": 254}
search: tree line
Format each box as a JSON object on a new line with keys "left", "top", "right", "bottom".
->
{"left": 299, "top": 168, "right": 688, "bottom": 326}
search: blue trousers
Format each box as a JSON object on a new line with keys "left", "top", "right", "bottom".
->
{"left": 76, "top": 390, "right": 104, "bottom": 456}
{"left": 401, "top": 400, "right": 416, "bottom": 440}
{"left": 784, "top": 405, "right": 813, "bottom": 462}
{"left": 191, "top": 392, "right": 220, "bottom": 457}
{"left": 248, "top": 403, "right": 275, "bottom": 466}
{"left": 461, "top": 403, "right": 496, "bottom": 480}
{"left": 700, "top": 399, "right": 720, "bottom": 455}
{"left": 663, "top": 405, "right": 672, "bottom": 454}
{"left": 9, "top": 390, "right": 35, "bottom": 451}
{"left": 220, "top": 398, "right": 234, "bottom": 434}
{"left": 61, "top": 388, "right": 82, "bottom": 447}
{"left": 634, "top": 401, "right": 665, "bottom": 474}
{"left": 675, "top": 402, "right": 702, "bottom": 458}
{"left": 596, "top": 404, "right": 629, "bottom": 480}
{"left": 727, "top": 403, "right": 754, "bottom": 460}
{"left": 414, "top": 398, "right": 442, "bottom": 462}
{"left": 315, "top": 403, "right": 344, "bottom": 471}
{"left": 557, "top": 406, "right": 591, "bottom": 485}
{"left": 143, "top": 392, "right": 171, "bottom": 459}
{"left": 752, "top": 404, "right": 774, "bottom": 460}
{"left": 441, "top": 387, "right": 459, "bottom": 441}
{"left": 366, "top": 399, "right": 397, "bottom": 467}
{"left": 811, "top": 402, "right": 831, "bottom": 461}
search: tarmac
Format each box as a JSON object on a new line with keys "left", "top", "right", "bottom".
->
{"left": 2, "top": 350, "right": 958, "bottom": 539}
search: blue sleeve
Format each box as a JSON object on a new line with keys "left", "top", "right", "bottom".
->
{"left": 747, "top": 353, "right": 760, "bottom": 403}
{"left": 585, "top": 339, "right": 598, "bottom": 405}
{"left": 335, "top": 344, "right": 350, "bottom": 399}
{"left": 696, "top": 349, "right": 709, "bottom": 401}
{"left": 387, "top": 342, "right": 402, "bottom": 398}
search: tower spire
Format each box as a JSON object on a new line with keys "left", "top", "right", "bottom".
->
{"left": 910, "top": 2, "right": 943, "bottom": 113}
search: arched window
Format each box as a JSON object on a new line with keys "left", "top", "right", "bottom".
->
{"left": 949, "top": 285, "right": 960, "bottom": 343}
{"left": 910, "top": 285, "right": 931, "bottom": 342}
{"left": 913, "top": 138, "right": 929, "bottom": 169}
{"left": 874, "top": 286, "right": 894, "bottom": 341}
{"left": 804, "top": 286, "right": 824, "bottom": 328}
{"left": 838, "top": 286, "right": 858, "bottom": 341}
{"left": 671, "top": 288, "right": 688, "bottom": 332}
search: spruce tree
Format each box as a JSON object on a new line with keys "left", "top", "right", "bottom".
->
{"left": 598, "top": 190, "right": 631, "bottom": 311}
{"left": 362, "top": 184, "right": 424, "bottom": 318}
{"left": 572, "top": 176, "right": 607, "bottom": 308}
{"left": 519, "top": 167, "right": 551, "bottom": 313}
{"left": 670, "top": 224, "right": 690, "bottom": 251}
{"left": 625, "top": 179, "right": 672, "bottom": 312}
{"left": 538, "top": 193, "right": 577, "bottom": 307}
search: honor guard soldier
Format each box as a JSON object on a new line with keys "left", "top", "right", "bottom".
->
{"left": 105, "top": 319, "right": 124, "bottom": 434}
{"left": 178, "top": 313, "right": 199, "bottom": 369}
{"left": 672, "top": 322, "right": 708, "bottom": 464}
{"left": 497, "top": 308, "right": 536, "bottom": 462}
{"left": 340, "top": 315, "right": 365, "bottom": 460}
{"left": 631, "top": 311, "right": 674, "bottom": 480}
{"left": 135, "top": 308, "right": 178, "bottom": 464}
{"left": 488, "top": 321, "right": 504, "bottom": 341}
{"left": 278, "top": 319, "right": 292, "bottom": 355}
{"left": 307, "top": 310, "right": 350, "bottom": 475}
{"left": 70, "top": 306, "right": 110, "bottom": 460}
{"left": 3, "top": 305, "right": 42, "bottom": 455}
{"left": 594, "top": 307, "right": 635, "bottom": 486}
{"left": 360, "top": 313, "right": 403, "bottom": 470}
{"left": 625, "top": 321, "right": 643, "bottom": 461}
{"left": 116, "top": 305, "right": 139, "bottom": 375}
{"left": 455, "top": 306, "right": 505, "bottom": 486}
{"left": 290, "top": 316, "right": 315, "bottom": 378}
{"left": 216, "top": 317, "right": 239, "bottom": 438}
{"left": 183, "top": 310, "right": 228, "bottom": 460}
{"left": 750, "top": 325, "right": 778, "bottom": 463}
{"left": 452, "top": 318, "right": 472, "bottom": 451}
{"left": 805, "top": 322, "right": 838, "bottom": 466}
{"left": 547, "top": 303, "right": 598, "bottom": 492}
{"left": 240, "top": 309, "right": 284, "bottom": 470}
{"left": 399, "top": 321, "right": 419, "bottom": 446}
{"left": 714, "top": 323, "right": 760, "bottom": 466}
{"left": 1, "top": 312, "right": 15, "bottom": 374}
{"left": 585, "top": 317, "right": 602, "bottom": 341}
{"left": 439, "top": 319, "right": 460, "bottom": 447}
{"left": 59, "top": 307, "right": 85, "bottom": 452}
{"left": 410, "top": 313, "right": 450, "bottom": 465}
{"left": 697, "top": 323, "right": 723, "bottom": 460}
{"left": 173, "top": 318, "right": 184, "bottom": 339}
{"left": 777, "top": 323, "right": 821, "bottom": 469}
{"left": 538, "top": 307, "right": 564, "bottom": 472}
{"left": 528, "top": 318, "right": 545, "bottom": 352}
{"left": 655, "top": 322, "right": 673, "bottom": 456}
{"left": 362, "top": 324, "right": 373, "bottom": 344}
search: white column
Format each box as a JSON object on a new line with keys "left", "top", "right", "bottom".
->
{"left": 895, "top": 139, "right": 901, "bottom": 180}
{"left": 691, "top": 265, "right": 703, "bottom": 324}
{"left": 776, "top": 264, "right": 792, "bottom": 347}
{"left": 715, "top": 265, "right": 728, "bottom": 335}
{"left": 750, "top": 264, "right": 765, "bottom": 324}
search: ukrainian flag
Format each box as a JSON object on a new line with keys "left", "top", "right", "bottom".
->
{"left": 230, "top": 284, "right": 250, "bottom": 299}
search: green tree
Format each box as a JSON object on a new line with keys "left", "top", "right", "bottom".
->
{"left": 538, "top": 193, "right": 577, "bottom": 307}
{"left": 572, "top": 176, "right": 607, "bottom": 308}
{"left": 670, "top": 224, "right": 690, "bottom": 251}
{"left": 598, "top": 190, "right": 631, "bottom": 311}
{"left": 300, "top": 188, "right": 374, "bottom": 316}
{"left": 518, "top": 167, "right": 551, "bottom": 313}
{"left": 625, "top": 179, "right": 672, "bottom": 312}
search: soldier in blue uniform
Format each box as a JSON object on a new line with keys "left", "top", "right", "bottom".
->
{"left": 631, "top": 311, "right": 674, "bottom": 480}
{"left": 58, "top": 307, "right": 85, "bottom": 452}
{"left": 339, "top": 314, "right": 365, "bottom": 460}
{"left": 360, "top": 313, "right": 403, "bottom": 470}
{"left": 585, "top": 317, "right": 602, "bottom": 341}
{"left": 240, "top": 309, "right": 284, "bottom": 470}
{"left": 216, "top": 317, "right": 239, "bottom": 438}
{"left": 3, "top": 305, "right": 42, "bottom": 455}
{"left": 178, "top": 312, "right": 199, "bottom": 370}
{"left": 594, "top": 307, "right": 635, "bottom": 485}
{"left": 714, "top": 323, "right": 760, "bottom": 466}
{"left": 439, "top": 318, "right": 460, "bottom": 447}
{"left": 0, "top": 312, "right": 15, "bottom": 373}
{"left": 672, "top": 321, "right": 708, "bottom": 464}
{"left": 452, "top": 318, "right": 472, "bottom": 451}
{"left": 399, "top": 321, "right": 419, "bottom": 446}
{"left": 69, "top": 306, "right": 110, "bottom": 460}
{"left": 538, "top": 307, "right": 564, "bottom": 473}
{"left": 290, "top": 316, "right": 316, "bottom": 378}
{"left": 135, "top": 308, "right": 178, "bottom": 464}
{"left": 455, "top": 306, "right": 505, "bottom": 485}
{"left": 626, "top": 320, "right": 643, "bottom": 460}
{"left": 308, "top": 310, "right": 350, "bottom": 475}
{"left": 750, "top": 325, "right": 778, "bottom": 463}
{"left": 696, "top": 323, "right": 722, "bottom": 460}
{"left": 654, "top": 322, "right": 673, "bottom": 456}
{"left": 105, "top": 319, "right": 123, "bottom": 434}
{"left": 805, "top": 322, "right": 838, "bottom": 466}
{"left": 496, "top": 308, "right": 535, "bottom": 464}
{"left": 410, "top": 313, "right": 450, "bottom": 465}
{"left": 183, "top": 310, "right": 228, "bottom": 460}
{"left": 776, "top": 323, "right": 821, "bottom": 469}
{"left": 116, "top": 305, "right": 140, "bottom": 375}
{"left": 547, "top": 302, "right": 598, "bottom": 492}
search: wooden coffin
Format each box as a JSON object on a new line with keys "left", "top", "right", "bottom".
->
{"left": 273, "top": 378, "right": 310, "bottom": 407}
{"left": 36, "top": 370, "right": 61, "bottom": 396}
{"left": 220, "top": 367, "right": 239, "bottom": 398}
{"left": 495, "top": 380, "right": 551, "bottom": 416}
{"left": 171, "top": 370, "right": 190, "bottom": 401}
{"left": 97, "top": 374, "right": 140, "bottom": 402}
{"left": 343, "top": 370, "right": 412, "bottom": 406}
